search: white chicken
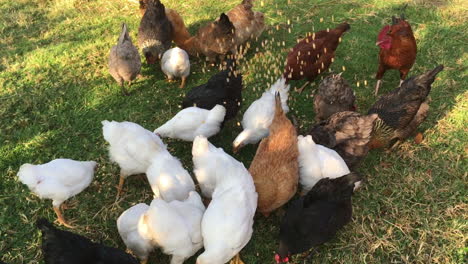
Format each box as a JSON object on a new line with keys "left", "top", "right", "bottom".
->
{"left": 102, "top": 120, "right": 167, "bottom": 197}
{"left": 192, "top": 136, "right": 257, "bottom": 264}
{"left": 17, "top": 159, "right": 97, "bottom": 228}
{"left": 161, "top": 47, "right": 190, "bottom": 88}
{"left": 154, "top": 105, "right": 226, "bottom": 141}
{"left": 117, "top": 203, "right": 153, "bottom": 264}
{"left": 146, "top": 191, "right": 206, "bottom": 264}
{"left": 297, "top": 135, "right": 350, "bottom": 193}
{"left": 146, "top": 150, "right": 195, "bottom": 202}
{"left": 232, "top": 77, "right": 290, "bottom": 153}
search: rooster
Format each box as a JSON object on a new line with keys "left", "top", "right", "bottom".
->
{"left": 368, "top": 65, "right": 444, "bottom": 149}
{"left": 375, "top": 8, "right": 417, "bottom": 95}
{"left": 284, "top": 22, "right": 350, "bottom": 93}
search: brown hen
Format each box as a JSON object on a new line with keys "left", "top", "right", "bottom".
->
{"left": 368, "top": 65, "right": 444, "bottom": 149}
{"left": 375, "top": 12, "right": 417, "bottom": 95}
{"left": 227, "top": 0, "right": 265, "bottom": 49}
{"left": 308, "top": 111, "right": 378, "bottom": 169}
{"left": 249, "top": 93, "right": 299, "bottom": 217}
{"left": 284, "top": 22, "right": 350, "bottom": 93}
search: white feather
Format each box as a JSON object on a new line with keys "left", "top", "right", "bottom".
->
{"left": 233, "top": 78, "right": 289, "bottom": 148}
{"left": 17, "top": 159, "right": 96, "bottom": 207}
{"left": 297, "top": 135, "right": 350, "bottom": 193}
{"left": 154, "top": 105, "right": 226, "bottom": 141}
{"left": 161, "top": 47, "right": 190, "bottom": 80}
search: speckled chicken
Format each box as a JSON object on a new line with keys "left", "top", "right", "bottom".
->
{"left": 284, "top": 22, "right": 350, "bottom": 93}
{"left": 182, "top": 60, "right": 242, "bottom": 122}
{"left": 368, "top": 65, "right": 444, "bottom": 149}
{"left": 308, "top": 111, "right": 378, "bottom": 169}
{"left": 227, "top": 0, "right": 265, "bottom": 49}
{"left": 313, "top": 73, "right": 356, "bottom": 122}
{"left": 249, "top": 93, "right": 299, "bottom": 217}
{"left": 109, "top": 23, "right": 141, "bottom": 95}
{"left": 138, "top": 0, "right": 173, "bottom": 64}
{"left": 275, "top": 173, "right": 362, "bottom": 263}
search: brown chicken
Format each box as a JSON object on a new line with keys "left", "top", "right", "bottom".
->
{"left": 139, "top": 0, "right": 191, "bottom": 48}
{"left": 227, "top": 0, "right": 265, "bottom": 49}
{"left": 368, "top": 65, "right": 444, "bottom": 149}
{"left": 308, "top": 111, "right": 378, "bottom": 169}
{"left": 284, "top": 22, "right": 350, "bottom": 93}
{"left": 249, "top": 93, "right": 299, "bottom": 217}
{"left": 313, "top": 73, "right": 356, "bottom": 122}
{"left": 375, "top": 12, "right": 417, "bottom": 95}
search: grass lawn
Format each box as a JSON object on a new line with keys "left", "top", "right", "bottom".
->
{"left": 0, "top": 0, "right": 466, "bottom": 263}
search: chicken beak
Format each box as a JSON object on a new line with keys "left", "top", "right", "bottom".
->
{"left": 375, "top": 40, "right": 384, "bottom": 46}
{"left": 232, "top": 145, "right": 240, "bottom": 154}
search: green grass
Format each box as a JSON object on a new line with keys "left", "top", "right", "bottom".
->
{"left": 1, "top": 0, "right": 466, "bottom": 263}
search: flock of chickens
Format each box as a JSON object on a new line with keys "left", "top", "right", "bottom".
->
{"left": 14, "top": 0, "right": 445, "bottom": 264}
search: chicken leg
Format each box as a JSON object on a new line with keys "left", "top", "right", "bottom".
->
{"left": 229, "top": 253, "right": 245, "bottom": 264}
{"left": 53, "top": 205, "right": 74, "bottom": 228}
{"left": 116, "top": 173, "right": 126, "bottom": 199}
{"left": 180, "top": 76, "right": 187, "bottom": 88}
{"left": 375, "top": 79, "right": 382, "bottom": 96}
{"left": 296, "top": 81, "right": 310, "bottom": 94}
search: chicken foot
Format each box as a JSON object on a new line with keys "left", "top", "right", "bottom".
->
{"left": 229, "top": 253, "right": 245, "bottom": 264}
{"left": 53, "top": 205, "right": 74, "bottom": 228}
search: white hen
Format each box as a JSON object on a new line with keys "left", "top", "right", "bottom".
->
{"left": 17, "top": 159, "right": 97, "bottom": 227}
{"left": 117, "top": 203, "right": 153, "bottom": 264}
{"left": 161, "top": 47, "right": 190, "bottom": 88}
{"left": 232, "top": 77, "right": 290, "bottom": 153}
{"left": 145, "top": 191, "right": 206, "bottom": 264}
{"left": 154, "top": 105, "right": 226, "bottom": 141}
{"left": 297, "top": 135, "right": 350, "bottom": 193}
{"left": 192, "top": 136, "right": 257, "bottom": 264}
{"left": 146, "top": 151, "right": 195, "bottom": 202}
{"left": 102, "top": 120, "right": 167, "bottom": 197}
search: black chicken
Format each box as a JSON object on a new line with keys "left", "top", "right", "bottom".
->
{"left": 308, "top": 111, "right": 378, "bottom": 169}
{"left": 313, "top": 73, "right": 356, "bottom": 122}
{"left": 275, "top": 173, "right": 362, "bottom": 263}
{"left": 368, "top": 65, "right": 444, "bottom": 149}
{"left": 138, "top": 0, "right": 173, "bottom": 64}
{"left": 181, "top": 60, "right": 242, "bottom": 122}
{"left": 37, "top": 218, "right": 138, "bottom": 264}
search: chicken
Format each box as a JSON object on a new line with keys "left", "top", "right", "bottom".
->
{"left": 182, "top": 60, "right": 242, "bottom": 122}
{"left": 275, "top": 173, "right": 362, "bottom": 263}
{"left": 117, "top": 203, "right": 152, "bottom": 264}
{"left": 248, "top": 93, "right": 298, "bottom": 216}
{"left": 102, "top": 120, "right": 167, "bottom": 197}
{"left": 297, "top": 135, "right": 350, "bottom": 194}
{"left": 138, "top": 0, "right": 173, "bottom": 64}
{"left": 375, "top": 10, "right": 417, "bottom": 95}
{"left": 37, "top": 218, "right": 139, "bottom": 264}
{"left": 179, "top": 13, "right": 236, "bottom": 63}
{"left": 368, "top": 65, "right": 444, "bottom": 149}
{"left": 118, "top": 191, "right": 205, "bottom": 264}
{"left": 18, "top": 159, "right": 97, "bottom": 228}
{"left": 146, "top": 150, "right": 195, "bottom": 202}
{"left": 313, "top": 73, "right": 356, "bottom": 122}
{"left": 154, "top": 105, "right": 226, "bottom": 141}
{"left": 161, "top": 47, "right": 190, "bottom": 88}
{"left": 226, "top": 0, "right": 265, "bottom": 49}
{"left": 284, "top": 22, "right": 350, "bottom": 93}
{"left": 308, "top": 111, "right": 378, "bottom": 169}
{"left": 192, "top": 136, "right": 258, "bottom": 264}
{"left": 139, "top": 1, "right": 191, "bottom": 49}
{"left": 108, "top": 23, "right": 141, "bottom": 95}
{"left": 232, "top": 78, "right": 290, "bottom": 153}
